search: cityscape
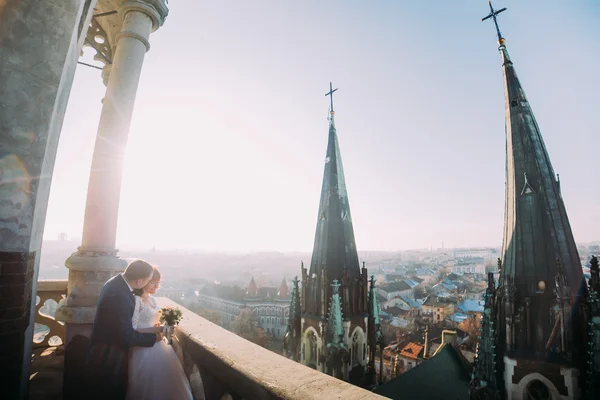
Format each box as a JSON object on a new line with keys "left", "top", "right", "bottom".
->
{"left": 36, "top": 237, "right": 600, "bottom": 387}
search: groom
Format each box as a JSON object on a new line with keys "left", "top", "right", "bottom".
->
{"left": 86, "top": 259, "right": 162, "bottom": 400}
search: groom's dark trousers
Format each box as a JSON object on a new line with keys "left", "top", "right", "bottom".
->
{"left": 86, "top": 274, "right": 156, "bottom": 400}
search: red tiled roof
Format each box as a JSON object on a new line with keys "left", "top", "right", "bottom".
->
{"left": 399, "top": 342, "right": 424, "bottom": 360}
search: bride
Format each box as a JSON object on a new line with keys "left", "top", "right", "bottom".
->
{"left": 126, "top": 267, "right": 203, "bottom": 400}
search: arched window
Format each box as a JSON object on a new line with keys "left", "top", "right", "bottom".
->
{"left": 306, "top": 331, "right": 318, "bottom": 369}
{"left": 352, "top": 332, "right": 360, "bottom": 365}
{"left": 526, "top": 380, "right": 551, "bottom": 400}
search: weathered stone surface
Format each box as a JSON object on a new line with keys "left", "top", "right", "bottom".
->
{"left": 158, "top": 297, "right": 387, "bottom": 400}
{"left": 0, "top": 1, "right": 97, "bottom": 398}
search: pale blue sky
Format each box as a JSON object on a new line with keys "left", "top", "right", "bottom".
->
{"left": 44, "top": 1, "right": 600, "bottom": 251}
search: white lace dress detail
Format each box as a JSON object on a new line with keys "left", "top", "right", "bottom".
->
{"left": 126, "top": 296, "right": 197, "bottom": 400}
{"left": 132, "top": 296, "right": 160, "bottom": 330}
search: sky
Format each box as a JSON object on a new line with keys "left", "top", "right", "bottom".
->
{"left": 43, "top": 0, "right": 600, "bottom": 252}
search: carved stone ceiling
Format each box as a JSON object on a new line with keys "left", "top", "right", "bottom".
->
{"left": 84, "top": 0, "right": 121, "bottom": 66}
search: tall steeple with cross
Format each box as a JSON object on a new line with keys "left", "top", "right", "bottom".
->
{"left": 290, "top": 84, "right": 371, "bottom": 385}
{"left": 309, "top": 82, "right": 360, "bottom": 286}
{"left": 471, "top": 3, "right": 589, "bottom": 399}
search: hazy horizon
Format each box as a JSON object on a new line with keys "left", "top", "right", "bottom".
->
{"left": 44, "top": 1, "right": 600, "bottom": 252}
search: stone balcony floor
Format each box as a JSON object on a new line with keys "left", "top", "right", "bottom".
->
{"left": 29, "top": 346, "right": 64, "bottom": 400}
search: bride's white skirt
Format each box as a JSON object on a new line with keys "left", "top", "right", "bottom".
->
{"left": 126, "top": 340, "right": 194, "bottom": 400}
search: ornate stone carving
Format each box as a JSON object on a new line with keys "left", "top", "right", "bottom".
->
{"left": 83, "top": 16, "right": 113, "bottom": 66}
{"left": 34, "top": 280, "right": 68, "bottom": 348}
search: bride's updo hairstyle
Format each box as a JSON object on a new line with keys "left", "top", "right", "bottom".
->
{"left": 133, "top": 267, "right": 161, "bottom": 296}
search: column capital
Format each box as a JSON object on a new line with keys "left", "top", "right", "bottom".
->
{"left": 117, "top": 0, "right": 169, "bottom": 31}
{"left": 65, "top": 247, "right": 128, "bottom": 271}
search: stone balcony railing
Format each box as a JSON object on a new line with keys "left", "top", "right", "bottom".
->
{"left": 157, "top": 298, "right": 387, "bottom": 400}
{"left": 34, "top": 280, "right": 68, "bottom": 348}
{"left": 29, "top": 285, "right": 386, "bottom": 399}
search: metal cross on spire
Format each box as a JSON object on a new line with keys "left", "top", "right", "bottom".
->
{"left": 325, "top": 82, "right": 338, "bottom": 116}
{"left": 481, "top": 1, "right": 507, "bottom": 43}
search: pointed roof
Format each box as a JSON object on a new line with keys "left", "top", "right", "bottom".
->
{"left": 277, "top": 278, "right": 289, "bottom": 298}
{"left": 284, "top": 276, "right": 302, "bottom": 360}
{"left": 309, "top": 96, "right": 361, "bottom": 285}
{"left": 491, "top": 14, "right": 582, "bottom": 296}
{"left": 246, "top": 277, "right": 258, "bottom": 297}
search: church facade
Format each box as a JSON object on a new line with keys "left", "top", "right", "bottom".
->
{"left": 283, "top": 85, "right": 383, "bottom": 387}
{"left": 470, "top": 4, "right": 600, "bottom": 400}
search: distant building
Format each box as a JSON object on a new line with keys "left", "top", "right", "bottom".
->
{"left": 395, "top": 342, "right": 425, "bottom": 372}
{"left": 244, "top": 277, "right": 290, "bottom": 339}
{"left": 422, "top": 295, "right": 455, "bottom": 325}
{"left": 197, "top": 277, "right": 290, "bottom": 339}
{"left": 452, "top": 248, "right": 495, "bottom": 260}
{"left": 378, "top": 281, "right": 413, "bottom": 299}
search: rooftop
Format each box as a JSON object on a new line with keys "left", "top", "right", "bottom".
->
{"left": 373, "top": 345, "right": 472, "bottom": 400}
{"left": 456, "top": 299, "right": 485, "bottom": 314}
{"left": 380, "top": 281, "right": 412, "bottom": 292}
{"left": 398, "top": 342, "right": 424, "bottom": 360}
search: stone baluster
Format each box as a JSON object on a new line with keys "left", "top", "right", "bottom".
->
{"left": 55, "top": 1, "right": 168, "bottom": 398}
{"left": 34, "top": 280, "right": 68, "bottom": 349}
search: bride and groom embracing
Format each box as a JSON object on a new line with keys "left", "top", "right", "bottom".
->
{"left": 86, "top": 259, "right": 204, "bottom": 400}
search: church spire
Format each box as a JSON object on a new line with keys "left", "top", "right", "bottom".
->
{"left": 309, "top": 83, "right": 361, "bottom": 291}
{"left": 283, "top": 276, "right": 302, "bottom": 361}
{"left": 483, "top": 2, "right": 582, "bottom": 298}
{"left": 478, "top": 4, "right": 589, "bottom": 397}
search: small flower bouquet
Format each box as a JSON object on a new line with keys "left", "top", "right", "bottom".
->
{"left": 159, "top": 306, "right": 183, "bottom": 344}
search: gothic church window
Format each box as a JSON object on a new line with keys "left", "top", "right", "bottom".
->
{"left": 352, "top": 332, "right": 360, "bottom": 365}
{"left": 526, "top": 380, "right": 551, "bottom": 400}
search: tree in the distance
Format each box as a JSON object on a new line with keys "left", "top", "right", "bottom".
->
{"left": 231, "top": 309, "right": 271, "bottom": 348}
{"left": 198, "top": 309, "right": 222, "bottom": 326}
{"left": 187, "top": 303, "right": 223, "bottom": 326}
{"left": 458, "top": 312, "right": 481, "bottom": 349}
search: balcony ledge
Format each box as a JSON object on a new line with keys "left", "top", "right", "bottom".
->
{"left": 158, "top": 297, "right": 387, "bottom": 399}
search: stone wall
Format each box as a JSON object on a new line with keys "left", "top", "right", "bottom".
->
{"left": 157, "top": 298, "right": 388, "bottom": 400}
{"left": 0, "top": 1, "right": 96, "bottom": 398}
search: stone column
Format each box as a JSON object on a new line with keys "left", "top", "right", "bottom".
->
{"left": 55, "top": 1, "right": 168, "bottom": 398}
{"left": 0, "top": 1, "right": 96, "bottom": 398}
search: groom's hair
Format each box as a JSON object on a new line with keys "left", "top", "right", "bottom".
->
{"left": 123, "top": 259, "right": 154, "bottom": 281}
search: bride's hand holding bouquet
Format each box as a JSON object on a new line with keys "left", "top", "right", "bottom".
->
{"left": 159, "top": 306, "right": 183, "bottom": 344}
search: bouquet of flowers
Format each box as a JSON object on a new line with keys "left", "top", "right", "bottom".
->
{"left": 159, "top": 306, "right": 183, "bottom": 344}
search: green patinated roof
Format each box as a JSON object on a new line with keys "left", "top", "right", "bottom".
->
{"left": 326, "top": 279, "right": 345, "bottom": 346}
{"left": 373, "top": 345, "right": 472, "bottom": 400}
{"left": 309, "top": 115, "right": 361, "bottom": 293}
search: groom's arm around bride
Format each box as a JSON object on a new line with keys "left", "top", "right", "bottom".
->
{"left": 86, "top": 260, "right": 161, "bottom": 400}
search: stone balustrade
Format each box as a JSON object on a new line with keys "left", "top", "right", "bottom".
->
{"left": 34, "top": 280, "right": 68, "bottom": 348}
{"left": 157, "top": 297, "right": 387, "bottom": 400}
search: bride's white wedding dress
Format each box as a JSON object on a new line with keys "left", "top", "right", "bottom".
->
{"left": 126, "top": 295, "right": 195, "bottom": 400}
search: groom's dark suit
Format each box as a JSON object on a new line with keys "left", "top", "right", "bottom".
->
{"left": 87, "top": 274, "right": 156, "bottom": 400}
